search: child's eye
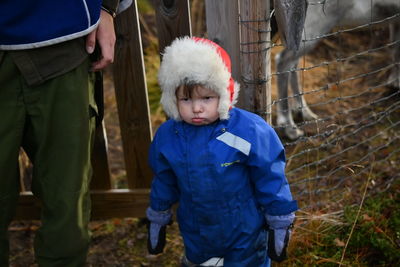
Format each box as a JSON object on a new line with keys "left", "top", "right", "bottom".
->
{"left": 204, "top": 96, "right": 215, "bottom": 100}
{"left": 179, "top": 97, "right": 190, "bottom": 101}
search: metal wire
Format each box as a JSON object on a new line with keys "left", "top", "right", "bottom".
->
{"left": 237, "top": 2, "right": 400, "bottom": 210}
{"left": 286, "top": 100, "right": 400, "bottom": 160}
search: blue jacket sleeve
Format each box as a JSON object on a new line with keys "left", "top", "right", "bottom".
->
{"left": 148, "top": 127, "right": 180, "bottom": 211}
{"left": 247, "top": 120, "right": 298, "bottom": 216}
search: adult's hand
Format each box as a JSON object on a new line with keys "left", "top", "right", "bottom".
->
{"left": 86, "top": 10, "right": 116, "bottom": 71}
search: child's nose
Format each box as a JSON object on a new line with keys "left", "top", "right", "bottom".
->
{"left": 192, "top": 100, "right": 203, "bottom": 113}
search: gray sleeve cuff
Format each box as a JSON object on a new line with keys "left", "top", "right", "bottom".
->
{"left": 265, "top": 212, "right": 295, "bottom": 229}
{"left": 146, "top": 207, "right": 172, "bottom": 226}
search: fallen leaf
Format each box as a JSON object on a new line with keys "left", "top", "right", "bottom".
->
{"left": 363, "top": 214, "right": 374, "bottom": 222}
{"left": 334, "top": 238, "right": 345, "bottom": 247}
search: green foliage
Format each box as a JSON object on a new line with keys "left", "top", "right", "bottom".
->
{"left": 283, "top": 181, "right": 400, "bottom": 266}
{"left": 340, "top": 189, "right": 400, "bottom": 265}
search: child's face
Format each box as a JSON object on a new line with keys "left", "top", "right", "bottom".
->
{"left": 176, "top": 85, "right": 220, "bottom": 125}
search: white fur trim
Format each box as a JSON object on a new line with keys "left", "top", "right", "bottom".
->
{"left": 232, "top": 81, "right": 240, "bottom": 107}
{"left": 158, "top": 37, "right": 239, "bottom": 120}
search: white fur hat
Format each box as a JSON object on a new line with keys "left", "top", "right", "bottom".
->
{"left": 158, "top": 36, "right": 240, "bottom": 120}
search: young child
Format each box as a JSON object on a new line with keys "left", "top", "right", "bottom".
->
{"left": 146, "top": 37, "right": 298, "bottom": 266}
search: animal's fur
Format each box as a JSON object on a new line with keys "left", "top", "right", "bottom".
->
{"left": 275, "top": 0, "right": 400, "bottom": 139}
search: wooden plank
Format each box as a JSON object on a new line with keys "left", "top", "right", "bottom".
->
{"left": 15, "top": 189, "right": 150, "bottom": 220}
{"left": 15, "top": 192, "right": 41, "bottom": 220}
{"left": 113, "top": 1, "right": 153, "bottom": 189}
{"left": 238, "top": 0, "right": 272, "bottom": 123}
{"left": 152, "top": 0, "right": 192, "bottom": 55}
{"left": 90, "top": 189, "right": 150, "bottom": 219}
{"left": 91, "top": 122, "right": 112, "bottom": 189}
{"left": 205, "top": 0, "right": 242, "bottom": 106}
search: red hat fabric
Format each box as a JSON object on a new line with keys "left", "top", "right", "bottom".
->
{"left": 158, "top": 36, "right": 240, "bottom": 120}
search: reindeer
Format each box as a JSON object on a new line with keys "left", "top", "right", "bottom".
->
{"left": 274, "top": 0, "right": 400, "bottom": 139}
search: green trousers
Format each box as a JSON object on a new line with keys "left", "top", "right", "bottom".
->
{"left": 0, "top": 53, "right": 96, "bottom": 267}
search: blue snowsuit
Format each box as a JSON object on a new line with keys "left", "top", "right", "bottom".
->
{"left": 149, "top": 108, "right": 298, "bottom": 266}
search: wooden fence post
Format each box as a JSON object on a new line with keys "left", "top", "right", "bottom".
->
{"left": 113, "top": 1, "right": 153, "bottom": 189}
{"left": 205, "top": 0, "right": 242, "bottom": 106}
{"left": 152, "top": 0, "right": 192, "bottom": 55}
{"left": 238, "top": 0, "right": 272, "bottom": 123}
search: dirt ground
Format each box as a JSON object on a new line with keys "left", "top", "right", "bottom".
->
{"left": 9, "top": 219, "right": 184, "bottom": 266}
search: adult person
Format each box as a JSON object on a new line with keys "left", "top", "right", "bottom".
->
{"left": 0, "top": 1, "right": 125, "bottom": 266}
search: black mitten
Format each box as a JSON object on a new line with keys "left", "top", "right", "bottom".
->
{"left": 265, "top": 212, "right": 295, "bottom": 262}
{"left": 267, "top": 227, "right": 290, "bottom": 262}
{"left": 145, "top": 207, "right": 172, "bottom": 255}
{"left": 147, "top": 220, "right": 168, "bottom": 254}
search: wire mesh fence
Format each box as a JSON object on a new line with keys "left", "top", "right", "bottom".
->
{"left": 240, "top": 0, "right": 400, "bottom": 212}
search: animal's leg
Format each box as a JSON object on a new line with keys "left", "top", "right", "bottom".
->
{"left": 290, "top": 69, "right": 319, "bottom": 121}
{"left": 388, "top": 22, "right": 400, "bottom": 89}
{"left": 276, "top": 51, "right": 304, "bottom": 139}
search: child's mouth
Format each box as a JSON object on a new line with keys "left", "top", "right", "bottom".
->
{"left": 192, "top": 118, "right": 205, "bottom": 123}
